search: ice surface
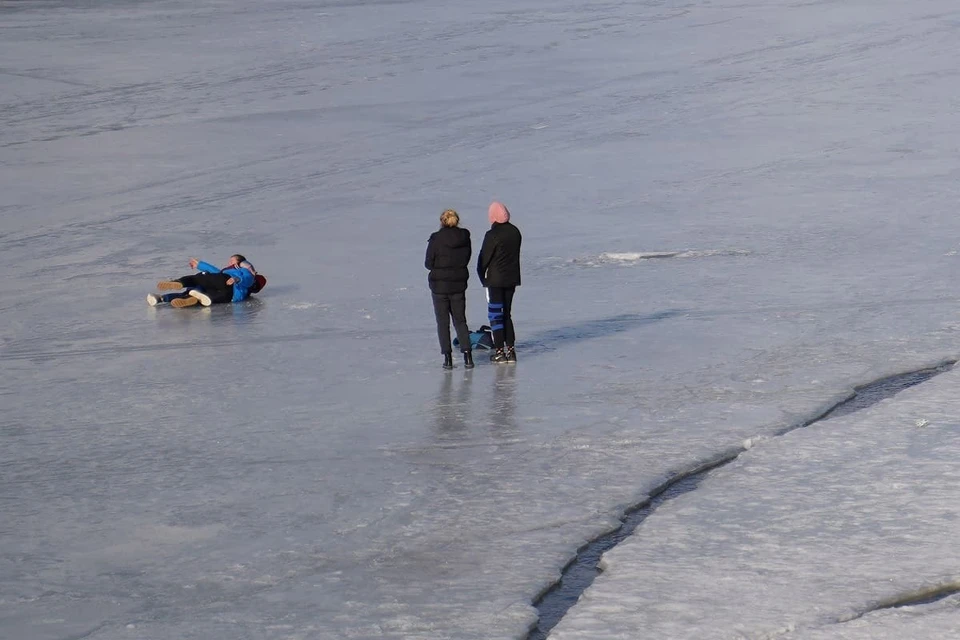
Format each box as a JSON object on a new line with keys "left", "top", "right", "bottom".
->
{"left": 4, "top": 0, "right": 960, "bottom": 638}
{"left": 551, "top": 365, "right": 960, "bottom": 639}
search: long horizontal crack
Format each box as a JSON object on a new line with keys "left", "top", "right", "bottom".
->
{"left": 839, "top": 581, "right": 960, "bottom": 623}
{"left": 527, "top": 360, "right": 957, "bottom": 640}
{"left": 807, "top": 361, "right": 955, "bottom": 423}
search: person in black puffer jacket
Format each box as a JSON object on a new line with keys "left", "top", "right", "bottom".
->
{"left": 477, "top": 201, "right": 522, "bottom": 363}
{"left": 426, "top": 209, "right": 474, "bottom": 370}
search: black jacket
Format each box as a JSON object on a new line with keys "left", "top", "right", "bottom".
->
{"left": 425, "top": 226, "right": 472, "bottom": 294}
{"left": 477, "top": 221, "right": 522, "bottom": 288}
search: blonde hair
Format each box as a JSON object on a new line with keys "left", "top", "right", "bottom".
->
{"left": 440, "top": 209, "right": 459, "bottom": 228}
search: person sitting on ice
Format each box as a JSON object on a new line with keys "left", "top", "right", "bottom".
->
{"left": 147, "top": 254, "right": 259, "bottom": 307}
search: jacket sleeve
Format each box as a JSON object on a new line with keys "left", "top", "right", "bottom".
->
{"left": 477, "top": 231, "right": 494, "bottom": 286}
{"left": 425, "top": 234, "right": 436, "bottom": 271}
{"left": 223, "top": 267, "right": 254, "bottom": 288}
{"left": 196, "top": 260, "right": 221, "bottom": 273}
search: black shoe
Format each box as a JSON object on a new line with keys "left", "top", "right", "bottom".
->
{"left": 463, "top": 351, "right": 474, "bottom": 369}
{"left": 442, "top": 353, "right": 454, "bottom": 370}
{"left": 505, "top": 346, "right": 517, "bottom": 363}
{"left": 490, "top": 348, "right": 508, "bottom": 364}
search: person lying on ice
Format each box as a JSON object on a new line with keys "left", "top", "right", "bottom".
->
{"left": 147, "top": 254, "right": 257, "bottom": 307}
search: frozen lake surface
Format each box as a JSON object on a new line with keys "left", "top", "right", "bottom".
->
{"left": 4, "top": 1, "right": 960, "bottom": 638}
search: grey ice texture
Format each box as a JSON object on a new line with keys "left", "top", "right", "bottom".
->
{"left": 3, "top": 0, "right": 960, "bottom": 639}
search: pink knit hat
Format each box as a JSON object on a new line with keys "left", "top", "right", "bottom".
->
{"left": 488, "top": 201, "right": 510, "bottom": 224}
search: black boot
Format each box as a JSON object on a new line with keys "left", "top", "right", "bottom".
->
{"left": 505, "top": 346, "right": 517, "bottom": 363}
{"left": 463, "top": 350, "right": 474, "bottom": 369}
{"left": 490, "top": 348, "right": 508, "bottom": 364}
{"left": 442, "top": 353, "right": 454, "bottom": 370}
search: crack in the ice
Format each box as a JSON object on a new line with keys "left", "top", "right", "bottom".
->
{"left": 808, "top": 361, "right": 955, "bottom": 423}
{"left": 839, "top": 581, "right": 960, "bottom": 624}
{"left": 527, "top": 360, "right": 956, "bottom": 639}
{"left": 62, "top": 621, "right": 111, "bottom": 640}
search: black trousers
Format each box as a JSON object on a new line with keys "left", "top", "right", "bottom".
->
{"left": 487, "top": 286, "right": 516, "bottom": 349}
{"left": 432, "top": 292, "right": 472, "bottom": 354}
{"left": 177, "top": 273, "right": 234, "bottom": 304}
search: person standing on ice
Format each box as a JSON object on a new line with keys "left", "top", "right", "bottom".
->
{"left": 426, "top": 209, "right": 474, "bottom": 370}
{"left": 477, "top": 201, "right": 522, "bottom": 363}
{"left": 147, "top": 254, "right": 257, "bottom": 307}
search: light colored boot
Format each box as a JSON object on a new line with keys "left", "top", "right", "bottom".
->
{"left": 188, "top": 289, "right": 213, "bottom": 307}
{"left": 171, "top": 296, "right": 199, "bottom": 308}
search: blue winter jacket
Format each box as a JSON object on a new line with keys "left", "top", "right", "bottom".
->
{"left": 197, "top": 260, "right": 256, "bottom": 302}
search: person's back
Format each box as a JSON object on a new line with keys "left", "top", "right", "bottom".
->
{"left": 426, "top": 225, "right": 472, "bottom": 294}
{"left": 477, "top": 221, "right": 521, "bottom": 288}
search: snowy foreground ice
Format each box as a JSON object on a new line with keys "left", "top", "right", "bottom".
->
{"left": 4, "top": 0, "right": 960, "bottom": 638}
{"left": 552, "top": 365, "right": 960, "bottom": 639}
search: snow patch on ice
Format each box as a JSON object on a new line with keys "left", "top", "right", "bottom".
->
{"left": 600, "top": 249, "right": 752, "bottom": 262}
{"left": 133, "top": 524, "right": 224, "bottom": 544}
{"left": 86, "top": 524, "right": 225, "bottom": 558}
{"left": 560, "top": 249, "right": 752, "bottom": 267}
